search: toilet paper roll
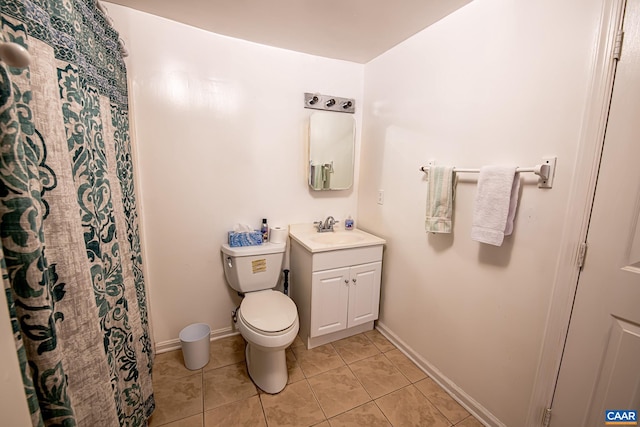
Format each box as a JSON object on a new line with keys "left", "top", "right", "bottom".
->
{"left": 269, "top": 226, "right": 288, "bottom": 244}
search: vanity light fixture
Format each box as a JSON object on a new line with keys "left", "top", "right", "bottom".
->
{"left": 304, "top": 92, "right": 355, "bottom": 113}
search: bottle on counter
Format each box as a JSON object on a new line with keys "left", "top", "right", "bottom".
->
{"left": 261, "top": 218, "right": 269, "bottom": 242}
{"left": 345, "top": 215, "right": 354, "bottom": 230}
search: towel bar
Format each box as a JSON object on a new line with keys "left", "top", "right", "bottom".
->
{"left": 420, "top": 157, "right": 557, "bottom": 189}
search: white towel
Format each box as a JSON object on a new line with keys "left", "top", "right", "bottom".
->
{"left": 425, "top": 166, "right": 455, "bottom": 233}
{"left": 471, "top": 166, "right": 520, "bottom": 246}
{"left": 503, "top": 171, "right": 520, "bottom": 237}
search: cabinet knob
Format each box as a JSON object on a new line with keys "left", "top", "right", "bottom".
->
{"left": 344, "top": 279, "right": 349, "bottom": 285}
{"left": 352, "top": 278, "right": 357, "bottom": 284}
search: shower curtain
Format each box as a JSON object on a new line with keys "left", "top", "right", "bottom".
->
{"left": 0, "top": 1, "right": 154, "bottom": 426}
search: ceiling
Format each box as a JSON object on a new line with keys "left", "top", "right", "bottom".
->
{"left": 107, "top": 0, "right": 472, "bottom": 63}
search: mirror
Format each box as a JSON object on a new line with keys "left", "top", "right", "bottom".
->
{"left": 308, "top": 111, "right": 355, "bottom": 190}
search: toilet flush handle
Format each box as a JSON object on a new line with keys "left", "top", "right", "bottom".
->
{"left": 227, "top": 256, "right": 233, "bottom": 268}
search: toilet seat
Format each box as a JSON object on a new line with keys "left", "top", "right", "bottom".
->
{"left": 239, "top": 290, "right": 297, "bottom": 334}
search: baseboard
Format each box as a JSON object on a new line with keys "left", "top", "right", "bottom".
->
{"left": 376, "top": 322, "right": 504, "bottom": 427}
{"left": 155, "top": 326, "right": 240, "bottom": 354}
{"left": 307, "top": 322, "right": 374, "bottom": 349}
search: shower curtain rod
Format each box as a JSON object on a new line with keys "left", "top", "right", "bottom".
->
{"left": 419, "top": 157, "right": 557, "bottom": 188}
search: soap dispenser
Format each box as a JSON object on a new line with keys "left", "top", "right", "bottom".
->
{"left": 345, "top": 215, "right": 354, "bottom": 230}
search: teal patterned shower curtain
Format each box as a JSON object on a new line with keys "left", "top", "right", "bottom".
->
{"left": 0, "top": 0, "right": 154, "bottom": 426}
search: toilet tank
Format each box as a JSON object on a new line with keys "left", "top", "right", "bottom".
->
{"left": 221, "top": 242, "right": 286, "bottom": 293}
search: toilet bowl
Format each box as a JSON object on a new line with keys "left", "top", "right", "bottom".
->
{"left": 236, "top": 290, "right": 299, "bottom": 393}
{"left": 221, "top": 242, "right": 299, "bottom": 393}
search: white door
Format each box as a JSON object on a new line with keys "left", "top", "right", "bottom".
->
{"left": 551, "top": 0, "right": 640, "bottom": 424}
{"left": 311, "top": 267, "right": 349, "bottom": 337}
{"left": 348, "top": 262, "right": 382, "bottom": 327}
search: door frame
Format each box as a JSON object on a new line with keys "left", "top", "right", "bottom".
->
{"left": 525, "top": 0, "right": 627, "bottom": 425}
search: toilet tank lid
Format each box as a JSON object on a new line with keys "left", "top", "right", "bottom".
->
{"left": 221, "top": 242, "right": 285, "bottom": 257}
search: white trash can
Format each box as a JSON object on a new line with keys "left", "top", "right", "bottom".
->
{"left": 179, "top": 323, "right": 211, "bottom": 370}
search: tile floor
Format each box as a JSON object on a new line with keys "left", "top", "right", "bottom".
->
{"left": 149, "top": 329, "right": 485, "bottom": 427}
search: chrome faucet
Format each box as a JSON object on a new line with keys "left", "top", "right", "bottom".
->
{"left": 314, "top": 216, "right": 339, "bottom": 232}
{"left": 323, "top": 216, "right": 337, "bottom": 230}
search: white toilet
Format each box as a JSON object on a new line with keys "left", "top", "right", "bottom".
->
{"left": 221, "top": 242, "right": 299, "bottom": 394}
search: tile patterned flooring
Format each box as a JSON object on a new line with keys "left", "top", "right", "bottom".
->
{"left": 149, "top": 330, "right": 484, "bottom": 427}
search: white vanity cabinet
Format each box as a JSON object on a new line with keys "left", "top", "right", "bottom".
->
{"left": 289, "top": 238, "right": 384, "bottom": 349}
{"left": 311, "top": 262, "right": 381, "bottom": 337}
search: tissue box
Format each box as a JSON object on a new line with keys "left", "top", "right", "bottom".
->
{"left": 228, "top": 231, "right": 263, "bottom": 247}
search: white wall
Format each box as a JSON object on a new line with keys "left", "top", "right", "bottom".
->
{"left": 107, "top": 5, "right": 364, "bottom": 345}
{"left": 358, "top": 0, "right": 602, "bottom": 425}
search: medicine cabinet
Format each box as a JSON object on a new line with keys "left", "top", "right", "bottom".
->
{"left": 308, "top": 111, "right": 355, "bottom": 190}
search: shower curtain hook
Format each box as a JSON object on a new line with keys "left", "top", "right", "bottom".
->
{"left": 0, "top": 42, "right": 31, "bottom": 68}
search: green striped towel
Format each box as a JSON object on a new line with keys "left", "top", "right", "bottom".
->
{"left": 425, "top": 166, "right": 455, "bottom": 233}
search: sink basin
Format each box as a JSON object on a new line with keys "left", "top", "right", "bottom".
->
{"left": 309, "top": 233, "right": 365, "bottom": 245}
{"left": 288, "top": 224, "right": 386, "bottom": 253}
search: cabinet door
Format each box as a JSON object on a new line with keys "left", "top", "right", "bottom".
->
{"left": 348, "top": 262, "right": 381, "bottom": 327}
{"left": 311, "top": 267, "right": 349, "bottom": 337}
